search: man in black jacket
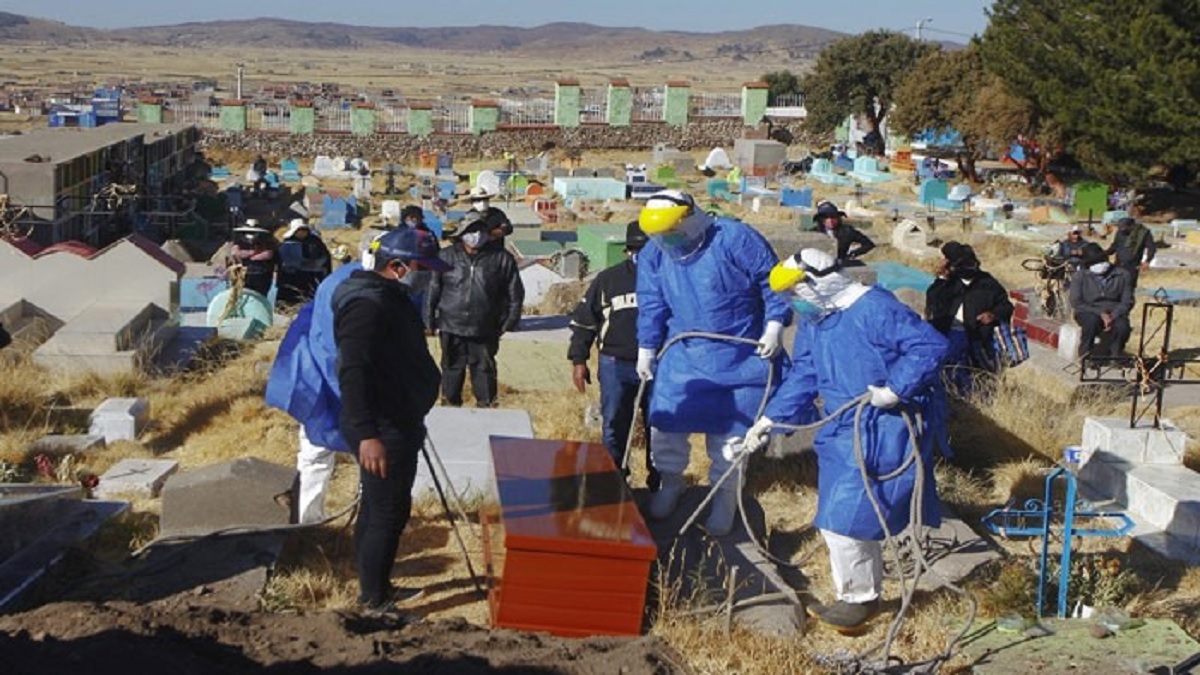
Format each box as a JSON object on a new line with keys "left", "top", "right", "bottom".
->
{"left": 1104, "top": 217, "right": 1156, "bottom": 289}
{"left": 925, "top": 241, "right": 1013, "bottom": 372}
{"left": 568, "top": 221, "right": 660, "bottom": 490}
{"left": 428, "top": 212, "right": 524, "bottom": 407}
{"left": 1071, "top": 243, "right": 1133, "bottom": 360}
{"left": 809, "top": 200, "right": 875, "bottom": 264}
{"left": 467, "top": 186, "right": 514, "bottom": 252}
{"left": 334, "top": 227, "right": 449, "bottom": 616}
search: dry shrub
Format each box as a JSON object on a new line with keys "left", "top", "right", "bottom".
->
{"left": 987, "top": 458, "right": 1051, "bottom": 506}
{"left": 974, "top": 559, "right": 1038, "bottom": 617}
{"left": 0, "top": 357, "right": 47, "bottom": 433}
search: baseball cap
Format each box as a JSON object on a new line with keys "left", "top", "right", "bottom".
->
{"left": 373, "top": 228, "right": 451, "bottom": 272}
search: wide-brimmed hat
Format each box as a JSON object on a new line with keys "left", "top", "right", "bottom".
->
{"left": 283, "top": 218, "right": 313, "bottom": 239}
{"left": 624, "top": 220, "right": 648, "bottom": 250}
{"left": 233, "top": 219, "right": 271, "bottom": 235}
{"left": 467, "top": 185, "right": 497, "bottom": 201}
{"left": 812, "top": 200, "right": 846, "bottom": 223}
{"left": 448, "top": 211, "right": 489, "bottom": 239}
{"left": 373, "top": 227, "right": 450, "bottom": 272}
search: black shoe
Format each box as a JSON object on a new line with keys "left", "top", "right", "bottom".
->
{"left": 360, "top": 601, "right": 419, "bottom": 624}
{"left": 813, "top": 599, "right": 881, "bottom": 631}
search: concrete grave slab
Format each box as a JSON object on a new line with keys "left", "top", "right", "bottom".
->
{"left": 961, "top": 618, "right": 1199, "bottom": 675}
{"left": 159, "top": 457, "right": 295, "bottom": 537}
{"left": 1081, "top": 416, "right": 1187, "bottom": 465}
{"left": 27, "top": 434, "right": 106, "bottom": 457}
{"left": 95, "top": 458, "right": 179, "bottom": 499}
{"left": 422, "top": 411, "right": 533, "bottom": 498}
{"left": 89, "top": 397, "right": 150, "bottom": 443}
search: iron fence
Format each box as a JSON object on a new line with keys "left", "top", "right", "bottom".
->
{"left": 690, "top": 93, "right": 741, "bottom": 118}
{"left": 315, "top": 106, "right": 352, "bottom": 133}
{"left": 579, "top": 89, "right": 607, "bottom": 124}
{"left": 500, "top": 98, "right": 555, "bottom": 127}
{"left": 168, "top": 103, "right": 220, "bottom": 129}
{"left": 435, "top": 101, "right": 471, "bottom": 134}
{"left": 770, "top": 93, "right": 806, "bottom": 108}
{"left": 253, "top": 103, "right": 290, "bottom": 132}
{"left": 376, "top": 105, "right": 408, "bottom": 133}
{"left": 631, "top": 87, "right": 664, "bottom": 123}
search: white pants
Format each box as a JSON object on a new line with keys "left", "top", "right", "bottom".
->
{"left": 821, "top": 528, "right": 883, "bottom": 604}
{"left": 296, "top": 427, "right": 336, "bottom": 524}
{"left": 650, "top": 429, "right": 741, "bottom": 488}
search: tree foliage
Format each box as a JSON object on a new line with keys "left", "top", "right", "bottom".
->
{"left": 800, "top": 31, "right": 938, "bottom": 153}
{"left": 892, "top": 46, "right": 1047, "bottom": 180}
{"left": 760, "top": 70, "right": 801, "bottom": 104}
{"left": 980, "top": 0, "right": 1200, "bottom": 180}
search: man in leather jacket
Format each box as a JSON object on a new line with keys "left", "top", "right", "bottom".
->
{"left": 427, "top": 212, "right": 524, "bottom": 407}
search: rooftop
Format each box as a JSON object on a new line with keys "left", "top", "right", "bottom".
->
{"left": 0, "top": 123, "right": 195, "bottom": 167}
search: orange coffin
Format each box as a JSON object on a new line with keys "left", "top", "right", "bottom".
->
{"left": 481, "top": 437, "right": 657, "bottom": 637}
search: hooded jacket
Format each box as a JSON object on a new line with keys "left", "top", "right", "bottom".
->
{"left": 428, "top": 242, "right": 524, "bottom": 337}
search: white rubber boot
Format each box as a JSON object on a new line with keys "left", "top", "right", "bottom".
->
{"left": 648, "top": 473, "right": 685, "bottom": 520}
{"left": 703, "top": 484, "right": 739, "bottom": 536}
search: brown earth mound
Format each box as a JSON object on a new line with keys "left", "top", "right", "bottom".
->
{"left": 0, "top": 601, "right": 689, "bottom": 674}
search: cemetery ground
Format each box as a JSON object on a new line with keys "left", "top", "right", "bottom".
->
{"left": 2, "top": 151, "right": 1200, "bottom": 671}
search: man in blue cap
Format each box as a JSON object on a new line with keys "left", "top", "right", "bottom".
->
{"left": 334, "top": 227, "right": 449, "bottom": 616}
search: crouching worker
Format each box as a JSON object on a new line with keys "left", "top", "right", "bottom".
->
{"left": 335, "top": 228, "right": 450, "bottom": 617}
{"left": 739, "top": 249, "right": 948, "bottom": 632}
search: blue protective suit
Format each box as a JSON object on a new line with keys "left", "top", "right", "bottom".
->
{"left": 764, "top": 288, "right": 948, "bottom": 540}
{"left": 637, "top": 218, "right": 791, "bottom": 435}
{"left": 265, "top": 262, "right": 362, "bottom": 452}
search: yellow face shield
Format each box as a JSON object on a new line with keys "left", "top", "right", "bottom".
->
{"left": 638, "top": 204, "right": 690, "bottom": 235}
{"left": 768, "top": 262, "right": 806, "bottom": 293}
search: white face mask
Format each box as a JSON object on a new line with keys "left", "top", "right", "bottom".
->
{"left": 361, "top": 250, "right": 375, "bottom": 269}
{"left": 1090, "top": 262, "right": 1111, "bottom": 275}
{"left": 462, "top": 231, "right": 484, "bottom": 249}
{"left": 472, "top": 200, "right": 490, "bottom": 213}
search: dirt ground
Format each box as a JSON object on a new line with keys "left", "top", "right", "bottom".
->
{"left": 0, "top": 600, "right": 687, "bottom": 674}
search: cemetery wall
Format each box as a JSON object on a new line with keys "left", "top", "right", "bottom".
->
{"left": 198, "top": 119, "right": 815, "bottom": 159}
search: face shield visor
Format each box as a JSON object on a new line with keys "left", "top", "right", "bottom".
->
{"left": 639, "top": 193, "right": 712, "bottom": 260}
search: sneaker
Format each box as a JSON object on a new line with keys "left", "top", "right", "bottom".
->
{"left": 812, "top": 599, "right": 881, "bottom": 632}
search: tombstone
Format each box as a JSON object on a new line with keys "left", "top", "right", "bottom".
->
{"left": 159, "top": 457, "right": 296, "bottom": 536}
{"left": 280, "top": 158, "right": 301, "bottom": 182}
{"left": 520, "top": 263, "right": 568, "bottom": 309}
{"left": 918, "top": 179, "right": 949, "bottom": 206}
{"left": 437, "top": 180, "right": 457, "bottom": 201}
{"left": 89, "top": 398, "right": 150, "bottom": 443}
{"left": 507, "top": 174, "right": 530, "bottom": 196}
{"left": 421, "top": 408, "right": 534, "bottom": 498}
{"left": 702, "top": 147, "right": 733, "bottom": 170}
{"left": 891, "top": 219, "right": 932, "bottom": 255}
{"left": 476, "top": 170, "right": 501, "bottom": 197}
{"left": 380, "top": 199, "right": 401, "bottom": 225}
{"left": 95, "top": 458, "right": 179, "bottom": 499}
{"left": 27, "top": 435, "right": 106, "bottom": 457}
{"left": 781, "top": 186, "right": 813, "bottom": 208}
{"left": 810, "top": 158, "right": 834, "bottom": 176}
{"left": 310, "top": 155, "right": 336, "bottom": 178}
{"left": 319, "top": 194, "right": 352, "bottom": 228}
{"left": 947, "top": 183, "right": 973, "bottom": 202}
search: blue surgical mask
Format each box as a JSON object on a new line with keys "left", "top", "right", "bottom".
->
{"left": 791, "top": 298, "right": 826, "bottom": 317}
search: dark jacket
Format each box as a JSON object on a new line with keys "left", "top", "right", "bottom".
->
{"left": 568, "top": 258, "right": 639, "bottom": 363}
{"left": 809, "top": 223, "right": 875, "bottom": 261}
{"left": 277, "top": 235, "right": 332, "bottom": 306}
{"left": 925, "top": 271, "right": 1014, "bottom": 343}
{"left": 428, "top": 243, "right": 524, "bottom": 337}
{"left": 1105, "top": 224, "right": 1156, "bottom": 269}
{"left": 334, "top": 271, "right": 440, "bottom": 443}
{"left": 231, "top": 242, "right": 278, "bottom": 297}
{"left": 1070, "top": 266, "right": 1133, "bottom": 318}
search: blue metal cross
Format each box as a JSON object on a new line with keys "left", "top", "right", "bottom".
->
{"left": 981, "top": 467, "right": 1135, "bottom": 618}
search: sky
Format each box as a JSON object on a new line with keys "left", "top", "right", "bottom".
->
{"left": 5, "top": 0, "right": 993, "bottom": 39}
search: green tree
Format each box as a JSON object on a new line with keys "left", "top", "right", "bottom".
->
{"left": 760, "top": 70, "right": 801, "bottom": 104}
{"left": 980, "top": 0, "right": 1200, "bottom": 181}
{"left": 800, "top": 31, "right": 937, "bottom": 154}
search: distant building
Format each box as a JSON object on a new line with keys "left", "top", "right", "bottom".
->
{"left": 0, "top": 123, "right": 199, "bottom": 245}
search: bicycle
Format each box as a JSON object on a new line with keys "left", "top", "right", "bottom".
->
{"left": 1021, "top": 255, "right": 1073, "bottom": 320}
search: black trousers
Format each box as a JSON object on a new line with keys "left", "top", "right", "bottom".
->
{"left": 440, "top": 332, "right": 500, "bottom": 407}
{"left": 1075, "top": 311, "right": 1131, "bottom": 358}
{"left": 350, "top": 424, "right": 422, "bottom": 607}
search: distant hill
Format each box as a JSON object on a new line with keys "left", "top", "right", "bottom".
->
{"left": 0, "top": 14, "right": 849, "bottom": 61}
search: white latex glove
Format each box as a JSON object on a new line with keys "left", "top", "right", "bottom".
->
{"left": 867, "top": 385, "right": 901, "bottom": 409}
{"left": 636, "top": 347, "right": 657, "bottom": 382}
{"left": 755, "top": 320, "right": 785, "bottom": 359}
{"left": 726, "top": 416, "right": 774, "bottom": 461}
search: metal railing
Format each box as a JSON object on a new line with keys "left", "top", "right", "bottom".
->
{"left": 253, "top": 104, "right": 290, "bottom": 132}
{"left": 691, "top": 92, "right": 741, "bottom": 118}
{"left": 770, "top": 93, "right": 806, "bottom": 108}
{"left": 377, "top": 105, "right": 408, "bottom": 133}
{"left": 168, "top": 103, "right": 220, "bottom": 129}
{"left": 500, "top": 98, "right": 555, "bottom": 127}
{"left": 435, "top": 101, "right": 471, "bottom": 134}
{"left": 631, "top": 87, "right": 664, "bottom": 123}
{"left": 579, "top": 90, "right": 607, "bottom": 124}
{"left": 316, "top": 106, "right": 351, "bottom": 133}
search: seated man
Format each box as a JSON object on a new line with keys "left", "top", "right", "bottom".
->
{"left": 1070, "top": 243, "right": 1133, "bottom": 361}
{"left": 1054, "top": 225, "right": 1089, "bottom": 273}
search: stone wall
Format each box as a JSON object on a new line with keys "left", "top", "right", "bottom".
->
{"left": 198, "top": 119, "right": 814, "bottom": 161}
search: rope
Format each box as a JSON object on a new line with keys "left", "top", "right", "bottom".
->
{"left": 218, "top": 263, "right": 247, "bottom": 325}
{"left": 627, "top": 330, "right": 977, "bottom": 673}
